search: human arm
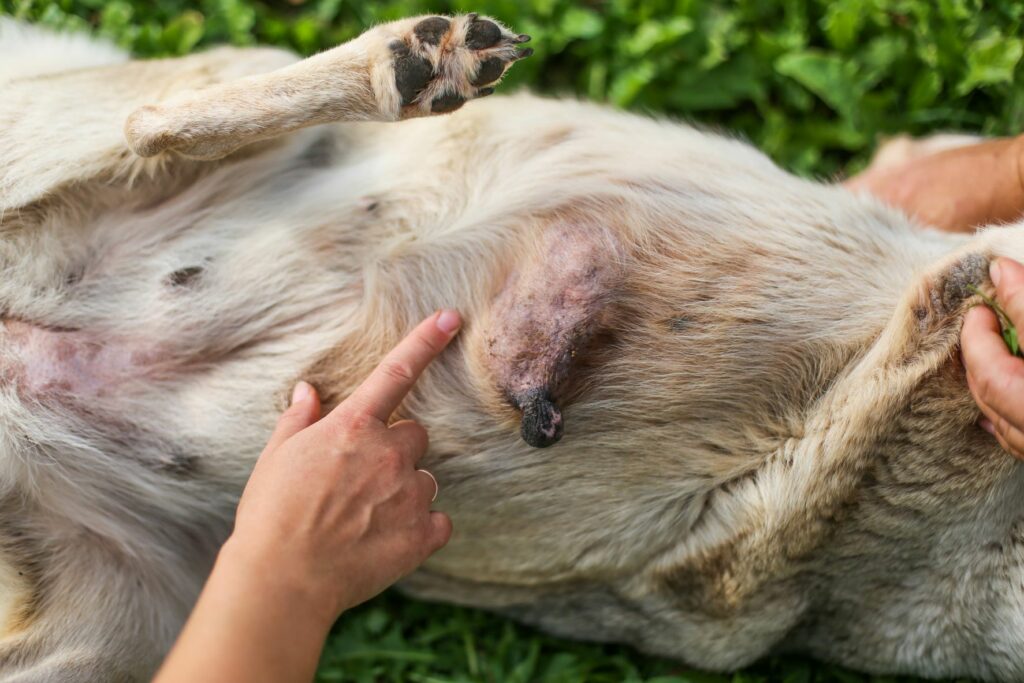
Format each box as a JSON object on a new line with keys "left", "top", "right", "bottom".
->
{"left": 845, "top": 135, "right": 1024, "bottom": 233}
{"left": 153, "top": 309, "right": 462, "bottom": 683}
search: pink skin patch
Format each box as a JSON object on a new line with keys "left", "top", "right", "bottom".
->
{"left": 3, "top": 319, "right": 156, "bottom": 400}
{"left": 483, "top": 222, "right": 622, "bottom": 447}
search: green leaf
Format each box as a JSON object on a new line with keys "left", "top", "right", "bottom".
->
{"left": 858, "top": 35, "right": 908, "bottom": 90}
{"left": 161, "top": 10, "right": 204, "bottom": 55}
{"left": 1007, "top": 325, "right": 1020, "bottom": 356}
{"left": 667, "top": 52, "right": 766, "bottom": 111}
{"left": 608, "top": 61, "right": 657, "bottom": 107}
{"left": 774, "top": 50, "right": 861, "bottom": 121}
{"left": 560, "top": 7, "right": 603, "bottom": 40}
{"left": 699, "top": 9, "right": 744, "bottom": 70}
{"left": 908, "top": 70, "right": 943, "bottom": 108}
{"left": 958, "top": 30, "right": 1024, "bottom": 93}
{"left": 623, "top": 17, "right": 694, "bottom": 56}
{"left": 821, "top": 0, "right": 867, "bottom": 51}
{"left": 291, "top": 15, "right": 321, "bottom": 54}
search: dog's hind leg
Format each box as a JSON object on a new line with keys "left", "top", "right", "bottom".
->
{"left": 0, "top": 496, "right": 219, "bottom": 683}
{"left": 124, "top": 14, "right": 532, "bottom": 161}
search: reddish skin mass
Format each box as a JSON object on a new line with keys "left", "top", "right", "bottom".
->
{"left": 483, "top": 223, "right": 622, "bottom": 447}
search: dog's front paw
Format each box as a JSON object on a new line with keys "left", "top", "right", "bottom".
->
{"left": 369, "top": 14, "right": 532, "bottom": 119}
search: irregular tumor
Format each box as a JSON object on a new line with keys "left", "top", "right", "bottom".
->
{"left": 481, "top": 222, "right": 622, "bottom": 447}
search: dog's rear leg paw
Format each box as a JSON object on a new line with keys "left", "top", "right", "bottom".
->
{"left": 371, "top": 13, "right": 533, "bottom": 119}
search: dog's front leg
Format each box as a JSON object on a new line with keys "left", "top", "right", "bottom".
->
{"left": 125, "top": 14, "right": 532, "bottom": 161}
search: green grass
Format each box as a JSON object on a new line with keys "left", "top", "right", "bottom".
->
{"left": 1, "top": 0, "right": 1011, "bottom": 680}
{"left": 323, "top": 593, "right": 975, "bottom": 683}
{"left": 5, "top": 0, "right": 1024, "bottom": 178}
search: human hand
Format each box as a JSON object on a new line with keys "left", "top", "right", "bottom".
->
{"left": 845, "top": 135, "right": 1024, "bottom": 233}
{"left": 963, "top": 259, "right": 1024, "bottom": 459}
{"left": 222, "top": 309, "right": 461, "bottom": 627}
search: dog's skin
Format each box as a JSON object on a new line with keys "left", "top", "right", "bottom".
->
{"left": 1, "top": 15, "right": 1023, "bottom": 682}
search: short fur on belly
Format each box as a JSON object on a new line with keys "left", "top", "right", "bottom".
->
{"left": 3, "top": 16, "right": 1024, "bottom": 683}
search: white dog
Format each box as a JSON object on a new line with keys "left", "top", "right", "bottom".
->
{"left": 1, "top": 15, "right": 1022, "bottom": 682}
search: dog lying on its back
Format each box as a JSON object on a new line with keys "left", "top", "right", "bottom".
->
{"left": 1, "top": 14, "right": 1023, "bottom": 682}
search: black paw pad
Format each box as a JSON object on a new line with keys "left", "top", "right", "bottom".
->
{"left": 391, "top": 42, "right": 433, "bottom": 106}
{"left": 465, "top": 18, "right": 502, "bottom": 49}
{"left": 471, "top": 56, "right": 506, "bottom": 86}
{"left": 431, "top": 92, "right": 466, "bottom": 113}
{"left": 414, "top": 17, "right": 450, "bottom": 46}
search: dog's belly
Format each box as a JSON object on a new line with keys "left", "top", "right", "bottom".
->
{"left": 2, "top": 319, "right": 161, "bottom": 400}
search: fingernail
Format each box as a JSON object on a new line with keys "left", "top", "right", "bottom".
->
{"left": 980, "top": 418, "right": 996, "bottom": 436}
{"left": 291, "top": 381, "right": 312, "bottom": 405}
{"left": 436, "top": 309, "right": 461, "bottom": 334}
{"left": 990, "top": 259, "right": 1002, "bottom": 287}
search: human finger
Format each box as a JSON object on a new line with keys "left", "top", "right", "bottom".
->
{"left": 424, "top": 511, "right": 453, "bottom": 555}
{"left": 388, "top": 420, "right": 429, "bottom": 465}
{"left": 261, "top": 381, "right": 321, "bottom": 455}
{"left": 991, "top": 257, "right": 1024, "bottom": 329}
{"left": 336, "top": 310, "right": 461, "bottom": 424}
{"left": 413, "top": 468, "right": 439, "bottom": 505}
{"left": 962, "top": 305, "right": 1024, "bottom": 431}
{"left": 966, "top": 368, "right": 1024, "bottom": 459}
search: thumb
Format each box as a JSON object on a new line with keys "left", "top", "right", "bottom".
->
{"left": 262, "top": 381, "right": 321, "bottom": 455}
{"left": 992, "top": 257, "right": 1024, "bottom": 330}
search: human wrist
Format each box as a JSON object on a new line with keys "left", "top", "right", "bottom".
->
{"left": 214, "top": 534, "right": 342, "bottom": 632}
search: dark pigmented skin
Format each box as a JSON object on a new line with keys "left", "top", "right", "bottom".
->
{"left": 465, "top": 18, "right": 502, "bottom": 49}
{"left": 941, "top": 253, "right": 989, "bottom": 312}
{"left": 391, "top": 42, "right": 433, "bottom": 106}
{"left": 518, "top": 390, "right": 564, "bottom": 448}
{"left": 166, "top": 266, "right": 203, "bottom": 288}
{"left": 413, "top": 17, "right": 450, "bottom": 46}
{"left": 431, "top": 92, "right": 466, "bottom": 114}
{"left": 471, "top": 56, "right": 506, "bottom": 86}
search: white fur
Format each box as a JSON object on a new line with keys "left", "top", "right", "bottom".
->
{"left": 0, "top": 18, "right": 127, "bottom": 83}
{"left": 0, "top": 17, "right": 1021, "bottom": 683}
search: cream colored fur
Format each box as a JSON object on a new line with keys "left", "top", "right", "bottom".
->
{"left": 0, "top": 15, "right": 1022, "bottom": 682}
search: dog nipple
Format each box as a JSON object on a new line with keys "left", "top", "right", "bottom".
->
{"left": 481, "top": 221, "right": 623, "bottom": 449}
{"left": 519, "top": 390, "right": 563, "bottom": 448}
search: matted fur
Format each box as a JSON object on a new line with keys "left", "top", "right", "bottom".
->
{"left": 1, "top": 16, "right": 1022, "bottom": 682}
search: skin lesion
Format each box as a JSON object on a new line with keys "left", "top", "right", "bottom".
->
{"left": 2, "top": 318, "right": 158, "bottom": 400}
{"left": 479, "top": 222, "right": 623, "bottom": 447}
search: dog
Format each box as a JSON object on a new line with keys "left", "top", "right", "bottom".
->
{"left": 1, "top": 14, "right": 1023, "bottom": 682}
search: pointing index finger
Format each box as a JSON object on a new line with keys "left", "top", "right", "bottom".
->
{"left": 342, "top": 309, "right": 462, "bottom": 423}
